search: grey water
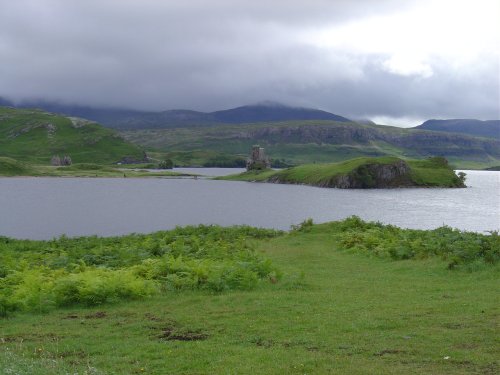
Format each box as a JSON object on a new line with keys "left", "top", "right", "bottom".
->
{"left": 0, "top": 170, "right": 498, "bottom": 240}
{"left": 173, "top": 167, "right": 246, "bottom": 176}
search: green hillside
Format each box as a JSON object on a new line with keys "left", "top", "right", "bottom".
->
{"left": 0, "top": 107, "right": 145, "bottom": 164}
{"left": 120, "top": 120, "right": 500, "bottom": 169}
{"left": 220, "top": 157, "right": 466, "bottom": 188}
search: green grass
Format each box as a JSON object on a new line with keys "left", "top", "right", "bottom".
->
{"left": 0, "top": 107, "right": 144, "bottom": 164}
{"left": 408, "top": 159, "right": 464, "bottom": 187}
{"left": 275, "top": 157, "right": 401, "bottom": 185}
{"left": 220, "top": 156, "right": 465, "bottom": 188}
{"left": 221, "top": 168, "right": 278, "bottom": 182}
{"left": 0, "top": 219, "right": 498, "bottom": 374}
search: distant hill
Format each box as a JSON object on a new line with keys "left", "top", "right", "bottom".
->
{"left": 0, "top": 97, "right": 13, "bottom": 107}
{"left": 415, "top": 119, "right": 500, "bottom": 139}
{"left": 0, "top": 98, "right": 352, "bottom": 129}
{"left": 0, "top": 106, "right": 145, "bottom": 164}
{"left": 2, "top": 97, "right": 499, "bottom": 168}
{"left": 120, "top": 120, "right": 500, "bottom": 168}
{"left": 211, "top": 102, "right": 351, "bottom": 124}
{"left": 113, "top": 109, "right": 217, "bottom": 129}
{"left": 115, "top": 102, "right": 352, "bottom": 129}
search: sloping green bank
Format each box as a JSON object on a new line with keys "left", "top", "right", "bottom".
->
{"left": 0, "top": 158, "right": 186, "bottom": 177}
{"left": 0, "top": 157, "right": 35, "bottom": 176}
{"left": 220, "top": 156, "right": 465, "bottom": 188}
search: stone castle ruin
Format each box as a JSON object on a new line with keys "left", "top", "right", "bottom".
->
{"left": 246, "top": 145, "right": 271, "bottom": 171}
{"left": 51, "top": 155, "right": 72, "bottom": 166}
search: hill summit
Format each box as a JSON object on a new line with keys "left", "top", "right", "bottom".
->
{"left": 210, "top": 102, "right": 351, "bottom": 124}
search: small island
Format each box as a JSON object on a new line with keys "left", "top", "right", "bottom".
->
{"left": 219, "top": 155, "right": 466, "bottom": 188}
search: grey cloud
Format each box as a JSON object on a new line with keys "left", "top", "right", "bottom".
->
{"left": 0, "top": 0, "right": 498, "bottom": 124}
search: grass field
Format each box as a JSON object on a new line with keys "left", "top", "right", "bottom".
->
{"left": 0, "top": 219, "right": 498, "bottom": 374}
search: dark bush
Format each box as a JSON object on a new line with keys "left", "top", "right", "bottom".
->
{"left": 158, "top": 159, "right": 174, "bottom": 169}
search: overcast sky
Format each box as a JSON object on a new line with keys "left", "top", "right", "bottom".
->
{"left": 0, "top": 0, "right": 499, "bottom": 126}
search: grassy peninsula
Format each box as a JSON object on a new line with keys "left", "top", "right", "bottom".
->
{"left": 0, "top": 218, "right": 498, "bottom": 374}
{"left": 220, "top": 156, "right": 466, "bottom": 188}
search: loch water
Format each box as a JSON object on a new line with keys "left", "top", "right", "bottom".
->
{"left": 0, "top": 170, "right": 498, "bottom": 239}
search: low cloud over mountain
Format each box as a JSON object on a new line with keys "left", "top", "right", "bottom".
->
{"left": 0, "top": 0, "right": 498, "bottom": 125}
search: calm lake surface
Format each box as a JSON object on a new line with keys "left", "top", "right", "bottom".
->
{"left": 0, "top": 170, "right": 498, "bottom": 240}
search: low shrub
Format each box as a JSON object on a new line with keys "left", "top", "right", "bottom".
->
{"left": 336, "top": 217, "right": 499, "bottom": 269}
{"left": 158, "top": 159, "right": 174, "bottom": 169}
{"left": 291, "top": 218, "right": 314, "bottom": 232}
{"left": 0, "top": 226, "right": 283, "bottom": 315}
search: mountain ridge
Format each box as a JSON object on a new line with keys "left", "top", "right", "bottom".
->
{"left": 210, "top": 103, "right": 351, "bottom": 124}
{"left": 414, "top": 119, "right": 500, "bottom": 139}
{"left": 121, "top": 120, "right": 500, "bottom": 168}
{"left": 2, "top": 97, "right": 499, "bottom": 138}
{"left": 0, "top": 98, "right": 352, "bottom": 129}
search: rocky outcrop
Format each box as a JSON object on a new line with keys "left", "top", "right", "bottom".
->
{"left": 51, "top": 155, "right": 72, "bottom": 166}
{"left": 330, "top": 160, "right": 413, "bottom": 188}
{"left": 241, "top": 125, "right": 377, "bottom": 144}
